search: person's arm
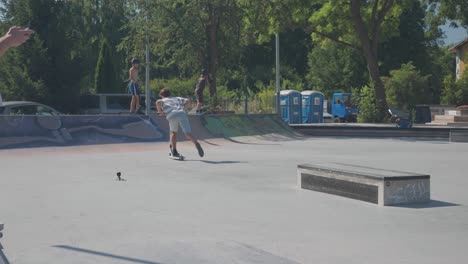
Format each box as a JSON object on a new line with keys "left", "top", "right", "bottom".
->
{"left": 156, "top": 100, "right": 164, "bottom": 115}
{"left": 184, "top": 98, "right": 191, "bottom": 110}
{"left": 0, "top": 26, "right": 34, "bottom": 57}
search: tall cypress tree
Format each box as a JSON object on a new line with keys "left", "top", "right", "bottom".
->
{"left": 95, "top": 39, "right": 119, "bottom": 94}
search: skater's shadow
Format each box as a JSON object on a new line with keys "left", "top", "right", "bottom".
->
{"left": 200, "top": 139, "right": 221, "bottom": 146}
{"left": 224, "top": 137, "right": 280, "bottom": 146}
{"left": 188, "top": 160, "right": 247, "bottom": 165}
{"left": 198, "top": 138, "right": 278, "bottom": 147}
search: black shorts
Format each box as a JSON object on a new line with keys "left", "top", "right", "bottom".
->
{"left": 195, "top": 89, "right": 204, "bottom": 103}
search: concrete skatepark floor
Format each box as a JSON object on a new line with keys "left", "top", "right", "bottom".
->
{"left": 1, "top": 137, "right": 467, "bottom": 264}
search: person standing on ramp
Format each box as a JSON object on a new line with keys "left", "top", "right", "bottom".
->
{"left": 128, "top": 58, "right": 141, "bottom": 114}
{"left": 156, "top": 88, "right": 204, "bottom": 160}
{"left": 194, "top": 69, "right": 211, "bottom": 113}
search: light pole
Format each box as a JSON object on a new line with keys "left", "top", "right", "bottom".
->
{"left": 145, "top": 0, "right": 151, "bottom": 116}
{"left": 275, "top": 33, "right": 281, "bottom": 117}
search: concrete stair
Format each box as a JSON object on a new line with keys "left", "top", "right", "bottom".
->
{"left": 429, "top": 108, "right": 468, "bottom": 126}
{"left": 433, "top": 115, "right": 468, "bottom": 122}
{"left": 445, "top": 109, "right": 468, "bottom": 116}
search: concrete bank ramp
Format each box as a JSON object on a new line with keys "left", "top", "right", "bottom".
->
{"left": 0, "top": 114, "right": 300, "bottom": 149}
{"left": 193, "top": 114, "right": 301, "bottom": 142}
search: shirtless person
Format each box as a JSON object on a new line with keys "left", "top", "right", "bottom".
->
{"left": 128, "top": 58, "right": 141, "bottom": 113}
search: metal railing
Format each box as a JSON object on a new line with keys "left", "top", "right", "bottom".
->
{"left": 80, "top": 94, "right": 277, "bottom": 115}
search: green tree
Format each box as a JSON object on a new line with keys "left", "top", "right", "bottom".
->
{"left": 456, "top": 76, "right": 468, "bottom": 105}
{"left": 239, "top": 0, "right": 312, "bottom": 42}
{"left": 441, "top": 75, "right": 460, "bottom": 105}
{"left": 357, "top": 85, "right": 380, "bottom": 123}
{"left": 384, "top": 62, "right": 430, "bottom": 111}
{"left": 307, "top": 41, "right": 368, "bottom": 97}
{"left": 426, "top": 46, "right": 455, "bottom": 104}
{"left": 97, "top": 0, "right": 127, "bottom": 86}
{"left": 68, "top": 0, "right": 128, "bottom": 92}
{"left": 379, "top": 1, "right": 451, "bottom": 104}
{"left": 441, "top": 74, "right": 468, "bottom": 106}
{"left": 379, "top": 1, "right": 430, "bottom": 76}
{"left": 308, "top": 0, "right": 411, "bottom": 118}
{"left": 244, "top": 0, "right": 414, "bottom": 119}
{"left": 1, "top": 0, "right": 130, "bottom": 112}
{"left": 123, "top": 0, "right": 245, "bottom": 97}
{"left": 95, "top": 39, "right": 120, "bottom": 93}
{"left": 225, "top": 28, "right": 312, "bottom": 95}
{"left": 427, "top": 0, "right": 468, "bottom": 28}
{"left": 1, "top": 0, "right": 92, "bottom": 112}
{"left": 0, "top": 48, "right": 47, "bottom": 102}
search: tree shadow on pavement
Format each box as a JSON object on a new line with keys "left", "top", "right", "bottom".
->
{"left": 53, "top": 245, "right": 165, "bottom": 264}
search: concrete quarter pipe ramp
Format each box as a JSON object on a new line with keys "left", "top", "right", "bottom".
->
{"left": 0, "top": 114, "right": 299, "bottom": 149}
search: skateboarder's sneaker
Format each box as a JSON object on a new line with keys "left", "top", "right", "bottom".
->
{"left": 171, "top": 148, "right": 181, "bottom": 158}
{"left": 195, "top": 143, "right": 204, "bottom": 157}
{"left": 169, "top": 150, "right": 184, "bottom": 160}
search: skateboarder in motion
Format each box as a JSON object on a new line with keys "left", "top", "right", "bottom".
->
{"left": 156, "top": 88, "right": 204, "bottom": 159}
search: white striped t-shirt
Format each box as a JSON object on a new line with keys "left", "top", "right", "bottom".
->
{"left": 159, "top": 97, "right": 188, "bottom": 119}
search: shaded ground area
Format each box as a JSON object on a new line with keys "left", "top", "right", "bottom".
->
{"left": 0, "top": 137, "right": 467, "bottom": 264}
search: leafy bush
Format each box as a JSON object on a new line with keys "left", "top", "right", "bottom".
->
{"left": 307, "top": 42, "right": 368, "bottom": 98}
{"left": 0, "top": 50, "right": 48, "bottom": 103}
{"left": 357, "top": 85, "right": 381, "bottom": 123}
{"left": 252, "top": 81, "right": 276, "bottom": 113}
{"left": 151, "top": 77, "right": 197, "bottom": 99}
{"left": 441, "top": 74, "right": 468, "bottom": 106}
{"left": 383, "top": 62, "right": 430, "bottom": 111}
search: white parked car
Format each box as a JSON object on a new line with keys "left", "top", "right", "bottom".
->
{"left": 80, "top": 94, "right": 156, "bottom": 114}
{"left": 0, "top": 101, "right": 62, "bottom": 115}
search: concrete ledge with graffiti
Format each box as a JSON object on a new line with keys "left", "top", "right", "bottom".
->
{"left": 298, "top": 163, "right": 431, "bottom": 206}
{"left": 0, "top": 114, "right": 300, "bottom": 149}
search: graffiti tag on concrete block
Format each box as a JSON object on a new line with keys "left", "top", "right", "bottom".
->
{"left": 387, "top": 181, "right": 430, "bottom": 204}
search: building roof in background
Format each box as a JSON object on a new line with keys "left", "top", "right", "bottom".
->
{"left": 449, "top": 37, "right": 468, "bottom": 52}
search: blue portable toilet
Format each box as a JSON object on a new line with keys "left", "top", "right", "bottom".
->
{"left": 301, "top": 90, "right": 324, "bottom": 123}
{"left": 279, "top": 90, "right": 302, "bottom": 124}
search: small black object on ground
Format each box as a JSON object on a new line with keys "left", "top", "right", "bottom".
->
{"left": 116, "top": 172, "right": 126, "bottom": 181}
